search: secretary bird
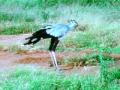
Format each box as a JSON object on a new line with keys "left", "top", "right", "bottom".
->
{"left": 24, "top": 20, "right": 78, "bottom": 71}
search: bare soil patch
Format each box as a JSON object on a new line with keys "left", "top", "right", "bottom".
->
{"left": 0, "top": 50, "right": 99, "bottom": 75}
{"left": 0, "top": 34, "right": 120, "bottom": 75}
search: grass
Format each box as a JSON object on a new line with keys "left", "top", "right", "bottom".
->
{"left": 1, "top": 0, "right": 120, "bottom": 7}
{"left": 0, "top": 48, "right": 118, "bottom": 90}
{"left": 112, "top": 46, "right": 120, "bottom": 54}
{"left": 0, "top": 64, "right": 120, "bottom": 90}
{"left": 0, "top": 0, "right": 120, "bottom": 51}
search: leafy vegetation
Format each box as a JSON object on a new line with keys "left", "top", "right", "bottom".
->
{"left": 0, "top": 64, "right": 120, "bottom": 90}
{"left": 1, "top": 0, "right": 120, "bottom": 8}
{"left": 1, "top": 0, "right": 120, "bottom": 51}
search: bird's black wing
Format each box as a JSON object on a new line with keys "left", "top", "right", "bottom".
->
{"left": 24, "top": 29, "right": 46, "bottom": 45}
{"left": 24, "top": 25, "right": 53, "bottom": 45}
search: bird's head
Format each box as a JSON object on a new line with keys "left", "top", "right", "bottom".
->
{"left": 68, "top": 20, "right": 78, "bottom": 28}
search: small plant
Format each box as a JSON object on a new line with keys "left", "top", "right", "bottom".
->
{"left": 63, "top": 51, "right": 98, "bottom": 67}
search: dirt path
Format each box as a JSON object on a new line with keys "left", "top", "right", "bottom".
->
{"left": 0, "top": 34, "right": 30, "bottom": 45}
{"left": 0, "top": 50, "right": 100, "bottom": 75}
{"left": 0, "top": 34, "right": 120, "bottom": 75}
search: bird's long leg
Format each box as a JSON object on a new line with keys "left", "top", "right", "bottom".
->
{"left": 51, "top": 51, "right": 59, "bottom": 70}
{"left": 49, "top": 51, "right": 55, "bottom": 66}
{"left": 49, "top": 38, "right": 60, "bottom": 70}
{"left": 49, "top": 38, "right": 55, "bottom": 67}
{"left": 51, "top": 39, "right": 60, "bottom": 70}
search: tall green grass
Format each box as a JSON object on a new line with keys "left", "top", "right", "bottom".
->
{"left": 0, "top": 0, "right": 120, "bottom": 51}
{"left": 0, "top": 65, "right": 120, "bottom": 90}
{"left": 1, "top": 0, "right": 120, "bottom": 7}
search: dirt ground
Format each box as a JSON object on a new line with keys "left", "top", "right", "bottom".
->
{"left": 0, "top": 34, "right": 120, "bottom": 75}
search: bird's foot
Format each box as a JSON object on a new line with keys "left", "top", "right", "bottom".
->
{"left": 55, "top": 67, "right": 63, "bottom": 75}
{"left": 49, "top": 61, "right": 54, "bottom": 67}
{"left": 55, "top": 66, "right": 62, "bottom": 72}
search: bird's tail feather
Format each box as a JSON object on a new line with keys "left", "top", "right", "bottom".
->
{"left": 24, "top": 35, "right": 40, "bottom": 45}
{"left": 25, "top": 36, "right": 31, "bottom": 40}
{"left": 24, "top": 28, "right": 46, "bottom": 45}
